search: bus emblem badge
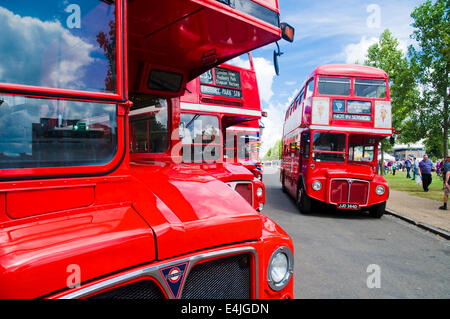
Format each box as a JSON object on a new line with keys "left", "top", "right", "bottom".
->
{"left": 161, "top": 262, "right": 189, "bottom": 299}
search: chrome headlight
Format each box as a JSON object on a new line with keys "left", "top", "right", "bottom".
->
{"left": 258, "top": 202, "right": 264, "bottom": 212}
{"left": 312, "top": 180, "right": 322, "bottom": 191}
{"left": 257, "top": 187, "right": 263, "bottom": 197}
{"left": 267, "top": 247, "right": 294, "bottom": 291}
{"left": 375, "top": 185, "right": 385, "bottom": 195}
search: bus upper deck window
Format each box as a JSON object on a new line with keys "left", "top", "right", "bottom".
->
{"left": 0, "top": 1, "right": 117, "bottom": 93}
{"left": 318, "top": 77, "right": 351, "bottom": 96}
{"left": 354, "top": 79, "right": 387, "bottom": 98}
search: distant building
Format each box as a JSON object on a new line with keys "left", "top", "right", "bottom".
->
{"left": 393, "top": 141, "right": 425, "bottom": 160}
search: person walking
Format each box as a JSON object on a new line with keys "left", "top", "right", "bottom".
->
{"left": 405, "top": 157, "right": 412, "bottom": 178}
{"left": 412, "top": 157, "right": 420, "bottom": 181}
{"left": 439, "top": 155, "right": 450, "bottom": 210}
{"left": 392, "top": 160, "right": 397, "bottom": 176}
{"left": 418, "top": 155, "right": 435, "bottom": 192}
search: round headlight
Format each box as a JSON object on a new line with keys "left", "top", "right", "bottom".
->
{"left": 267, "top": 247, "right": 294, "bottom": 291}
{"left": 258, "top": 202, "right": 264, "bottom": 212}
{"left": 257, "top": 187, "right": 263, "bottom": 197}
{"left": 375, "top": 185, "right": 385, "bottom": 195}
{"left": 312, "top": 180, "right": 322, "bottom": 191}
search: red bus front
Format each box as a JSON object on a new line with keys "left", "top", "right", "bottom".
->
{"left": 0, "top": 0, "right": 294, "bottom": 299}
{"left": 178, "top": 54, "right": 266, "bottom": 211}
{"left": 281, "top": 64, "right": 393, "bottom": 218}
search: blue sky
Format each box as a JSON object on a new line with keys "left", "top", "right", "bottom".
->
{"left": 250, "top": 0, "right": 425, "bottom": 156}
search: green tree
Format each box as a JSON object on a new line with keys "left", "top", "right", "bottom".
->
{"left": 408, "top": 0, "right": 450, "bottom": 157}
{"left": 263, "top": 139, "right": 283, "bottom": 161}
{"left": 364, "top": 29, "right": 419, "bottom": 173}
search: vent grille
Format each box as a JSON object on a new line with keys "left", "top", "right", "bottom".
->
{"left": 89, "top": 280, "right": 165, "bottom": 299}
{"left": 330, "top": 179, "right": 369, "bottom": 205}
{"left": 181, "top": 254, "right": 251, "bottom": 299}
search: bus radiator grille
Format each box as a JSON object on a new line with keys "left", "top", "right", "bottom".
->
{"left": 181, "top": 254, "right": 251, "bottom": 299}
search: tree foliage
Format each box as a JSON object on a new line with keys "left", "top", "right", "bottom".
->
{"left": 365, "top": 29, "right": 419, "bottom": 131}
{"left": 407, "top": 0, "right": 450, "bottom": 157}
{"left": 364, "top": 29, "right": 418, "bottom": 167}
{"left": 263, "top": 139, "right": 282, "bottom": 161}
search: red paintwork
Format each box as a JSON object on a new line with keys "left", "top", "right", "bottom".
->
{"left": 0, "top": 0, "right": 292, "bottom": 299}
{"left": 179, "top": 54, "right": 265, "bottom": 209}
{"left": 281, "top": 64, "right": 392, "bottom": 210}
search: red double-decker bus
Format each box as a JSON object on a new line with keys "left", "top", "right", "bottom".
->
{"left": 178, "top": 54, "right": 266, "bottom": 211}
{"left": 226, "top": 119, "right": 264, "bottom": 181}
{"left": 281, "top": 64, "right": 393, "bottom": 218}
{"left": 0, "top": 0, "right": 295, "bottom": 299}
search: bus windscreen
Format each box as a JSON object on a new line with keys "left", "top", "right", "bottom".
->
{"left": 354, "top": 79, "right": 387, "bottom": 98}
{"left": 0, "top": 95, "right": 117, "bottom": 169}
{"left": 318, "top": 77, "right": 351, "bottom": 96}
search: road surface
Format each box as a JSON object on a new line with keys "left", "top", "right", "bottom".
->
{"left": 262, "top": 168, "right": 450, "bottom": 298}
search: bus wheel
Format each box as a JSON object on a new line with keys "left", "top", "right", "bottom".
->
{"left": 369, "top": 202, "right": 386, "bottom": 219}
{"left": 297, "top": 184, "right": 311, "bottom": 214}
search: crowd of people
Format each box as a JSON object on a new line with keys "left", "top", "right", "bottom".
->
{"left": 381, "top": 155, "right": 450, "bottom": 211}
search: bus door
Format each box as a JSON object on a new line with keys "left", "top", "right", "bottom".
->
{"left": 291, "top": 134, "right": 301, "bottom": 186}
{"left": 299, "top": 131, "right": 311, "bottom": 184}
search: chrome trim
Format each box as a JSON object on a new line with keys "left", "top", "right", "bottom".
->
{"left": 267, "top": 246, "right": 294, "bottom": 291}
{"left": 60, "top": 246, "right": 259, "bottom": 299}
{"left": 329, "top": 178, "right": 370, "bottom": 207}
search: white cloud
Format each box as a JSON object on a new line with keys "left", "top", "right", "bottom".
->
{"left": 253, "top": 57, "right": 276, "bottom": 104}
{"left": 260, "top": 89, "right": 299, "bottom": 158}
{"left": 343, "top": 36, "right": 379, "bottom": 64}
{"left": 227, "top": 55, "right": 276, "bottom": 104}
{"left": 0, "top": 7, "right": 95, "bottom": 89}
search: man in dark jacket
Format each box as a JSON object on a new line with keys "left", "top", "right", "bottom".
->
{"left": 418, "top": 155, "right": 435, "bottom": 192}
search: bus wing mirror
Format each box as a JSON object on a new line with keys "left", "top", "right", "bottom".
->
{"left": 280, "top": 22, "right": 295, "bottom": 43}
{"left": 273, "top": 42, "right": 283, "bottom": 76}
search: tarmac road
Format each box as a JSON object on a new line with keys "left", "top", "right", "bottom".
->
{"left": 261, "top": 168, "right": 450, "bottom": 299}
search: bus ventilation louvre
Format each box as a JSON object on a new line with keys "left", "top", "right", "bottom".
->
{"left": 330, "top": 179, "right": 369, "bottom": 206}
{"left": 89, "top": 254, "right": 251, "bottom": 299}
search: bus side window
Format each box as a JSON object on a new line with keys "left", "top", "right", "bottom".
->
{"left": 305, "top": 79, "right": 315, "bottom": 99}
{"left": 301, "top": 132, "right": 310, "bottom": 158}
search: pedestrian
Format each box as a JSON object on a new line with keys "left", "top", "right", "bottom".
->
{"left": 418, "top": 155, "right": 435, "bottom": 192}
{"left": 405, "top": 157, "right": 412, "bottom": 178}
{"left": 439, "top": 159, "right": 445, "bottom": 178}
{"left": 441, "top": 156, "right": 450, "bottom": 186}
{"left": 412, "top": 157, "right": 419, "bottom": 181}
{"left": 392, "top": 160, "right": 397, "bottom": 176}
{"left": 439, "top": 155, "right": 450, "bottom": 210}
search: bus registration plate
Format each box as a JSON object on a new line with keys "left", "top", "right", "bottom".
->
{"left": 338, "top": 203, "right": 359, "bottom": 210}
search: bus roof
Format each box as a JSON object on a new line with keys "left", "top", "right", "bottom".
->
{"left": 312, "top": 64, "right": 388, "bottom": 79}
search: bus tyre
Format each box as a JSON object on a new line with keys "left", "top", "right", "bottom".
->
{"left": 297, "top": 184, "right": 311, "bottom": 214}
{"left": 369, "top": 202, "right": 386, "bottom": 219}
